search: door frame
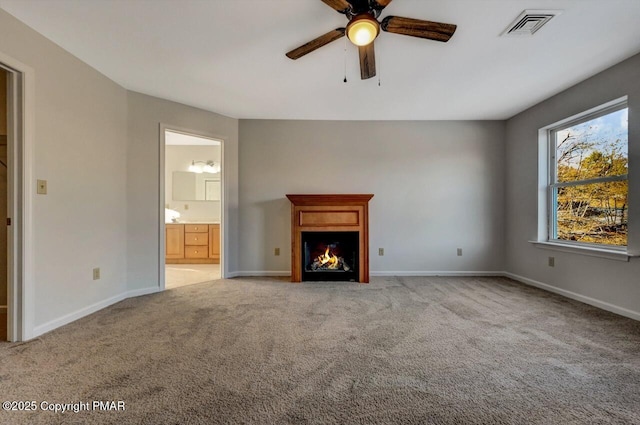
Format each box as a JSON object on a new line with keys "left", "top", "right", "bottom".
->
{"left": 0, "top": 51, "right": 35, "bottom": 342}
{"left": 158, "top": 124, "right": 225, "bottom": 290}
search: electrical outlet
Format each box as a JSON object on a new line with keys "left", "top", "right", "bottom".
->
{"left": 457, "top": 248, "right": 463, "bottom": 256}
{"left": 93, "top": 267, "right": 100, "bottom": 280}
{"left": 37, "top": 179, "right": 47, "bottom": 195}
{"left": 378, "top": 248, "right": 384, "bottom": 256}
{"left": 184, "top": 204, "right": 189, "bottom": 210}
{"left": 274, "top": 247, "right": 280, "bottom": 256}
{"left": 548, "top": 257, "right": 555, "bottom": 267}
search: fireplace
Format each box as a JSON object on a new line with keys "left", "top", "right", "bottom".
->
{"left": 302, "top": 231, "right": 359, "bottom": 281}
{"left": 286, "top": 194, "right": 373, "bottom": 283}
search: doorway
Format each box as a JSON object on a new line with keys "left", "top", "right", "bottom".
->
{"left": 160, "top": 128, "right": 223, "bottom": 290}
{"left": 0, "top": 67, "right": 7, "bottom": 340}
{"left": 0, "top": 54, "right": 29, "bottom": 342}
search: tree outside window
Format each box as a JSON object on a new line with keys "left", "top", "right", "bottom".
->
{"left": 550, "top": 106, "right": 628, "bottom": 246}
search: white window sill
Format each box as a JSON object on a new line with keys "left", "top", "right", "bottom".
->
{"left": 529, "top": 240, "right": 634, "bottom": 262}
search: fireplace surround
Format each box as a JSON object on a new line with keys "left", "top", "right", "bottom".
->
{"left": 286, "top": 194, "right": 373, "bottom": 283}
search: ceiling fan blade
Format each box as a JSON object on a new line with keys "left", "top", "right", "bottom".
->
{"left": 286, "top": 28, "right": 345, "bottom": 60}
{"left": 321, "top": 0, "right": 351, "bottom": 13}
{"left": 381, "top": 16, "right": 457, "bottom": 42}
{"left": 371, "top": 0, "right": 392, "bottom": 11}
{"left": 358, "top": 42, "right": 376, "bottom": 80}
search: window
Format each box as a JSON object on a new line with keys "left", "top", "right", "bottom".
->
{"left": 547, "top": 100, "right": 628, "bottom": 248}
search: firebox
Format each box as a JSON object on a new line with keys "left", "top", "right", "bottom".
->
{"left": 286, "top": 194, "right": 373, "bottom": 283}
{"left": 301, "top": 231, "right": 359, "bottom": 281}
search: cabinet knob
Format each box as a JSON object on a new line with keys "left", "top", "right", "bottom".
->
{"left": 195, "top": 237, "right": 198, "bottom": 241}
{"left": 195, "top": 250, "right": 198, "bottom": 253}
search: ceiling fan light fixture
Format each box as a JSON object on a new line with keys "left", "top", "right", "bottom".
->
{"left": 346, "top": 14, "right": 379, "bottom": 46}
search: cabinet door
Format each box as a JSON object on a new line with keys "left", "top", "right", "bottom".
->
{"left": 209, "top": 224, "right": 220, "bottom": 259}
{"left": 165, "top": 224, "right": 185, "bottom": 259}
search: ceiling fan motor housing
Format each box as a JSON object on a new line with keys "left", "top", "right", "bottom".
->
{"left": 346, "top": 13, "right": 380, "bottom": 46}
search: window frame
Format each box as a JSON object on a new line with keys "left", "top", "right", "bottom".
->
{"left": 533, "top": 96, "right": 631, "bottom": 260}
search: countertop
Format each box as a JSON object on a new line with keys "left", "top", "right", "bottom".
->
{"left": 166, "top": 221, "right": 220, "bottom": 224}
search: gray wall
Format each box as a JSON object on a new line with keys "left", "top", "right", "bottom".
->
{"left": 0, "top": 9, "right": 129, "bottom": 330}
{"left": 127, "top": 92, "right": 239, "bottom": 289}
{"left": 0, "top": 9, "right": 240, "bottom": 337}
{"left": 238, "top": 120, "right": 505, "bottom": 274}
{"left": 505, "top": 53, "right": 640, "bottom": 316}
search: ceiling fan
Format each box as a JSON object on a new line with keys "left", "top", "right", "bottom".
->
{"left": 285, "top": 0, "right": 457, "bottom": 80}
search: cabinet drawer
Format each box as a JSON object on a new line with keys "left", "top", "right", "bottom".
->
{"left": 185, "top": 246, "right": 208, "bottom": 258}
{"left": 185, "top": 224, "right": 208, "bottom": 233}
{"left": 185, "top": 232, "right": 208, "bottom": 246}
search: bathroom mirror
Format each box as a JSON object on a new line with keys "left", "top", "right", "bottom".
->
{"left": 172, "top": 171, "right": 220, "bottom": 201}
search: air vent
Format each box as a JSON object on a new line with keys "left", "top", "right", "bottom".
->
{"left": 502, "top": 10, "right": 562, "bottom": 36}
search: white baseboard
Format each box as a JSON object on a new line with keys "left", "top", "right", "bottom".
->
{"left": 231, "top": 271, "right": 503, "bottom": 278}
{"left": 232, "top": 271, "right": 291, "bottom": 277}
{"left": 371, "top": 271, "right": 504, "bottom": 277}
{"left": 126, "top": 286, "right": 161, "bottom": 298}
{"left": 31, "top": 286, "right": 161, "bottom": 338}
{"left": 33, "top": 292, "right": 128, "bottom": 338}
{"left": 503, "top": 272, "right": 640, "bottom": 321}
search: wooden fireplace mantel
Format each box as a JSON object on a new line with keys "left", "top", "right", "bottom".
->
{"left": 287, "top": 194, "right": 373, "bottom": 283}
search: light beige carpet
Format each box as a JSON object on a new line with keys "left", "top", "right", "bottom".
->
{"left": 1, "top": 276, "right": 639, "bottom": 424}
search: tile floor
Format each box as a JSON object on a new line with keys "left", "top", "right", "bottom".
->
{"left": 165, "top": 264, "right": 221, "bottom": 289}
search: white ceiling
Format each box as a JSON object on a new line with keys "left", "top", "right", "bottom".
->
{"left": 1, "top": 0, "right": 639, "bottom": 120}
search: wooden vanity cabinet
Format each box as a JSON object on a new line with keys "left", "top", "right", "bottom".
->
{"left": 165, "top": 223, "right": 220, "bottom": 264}
{"left": 209, "top": 224, "right": 220, "bottom": 262}
{"left": 165, "top": 224, "right": 185, "bottom": 259}
{"left": 184, "top": 224, "right": 208, "bottom": 259}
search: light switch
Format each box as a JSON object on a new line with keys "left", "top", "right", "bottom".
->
{"left": 37, "top": 180, "right": 47, "bottom": 195}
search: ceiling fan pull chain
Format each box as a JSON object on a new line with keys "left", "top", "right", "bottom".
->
{"left": 343, "top": 37, "right": 348, "bottom": 83}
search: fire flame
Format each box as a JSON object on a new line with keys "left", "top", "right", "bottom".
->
{"left": 317, "top": 247, "right": 340, "bottom": 269}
